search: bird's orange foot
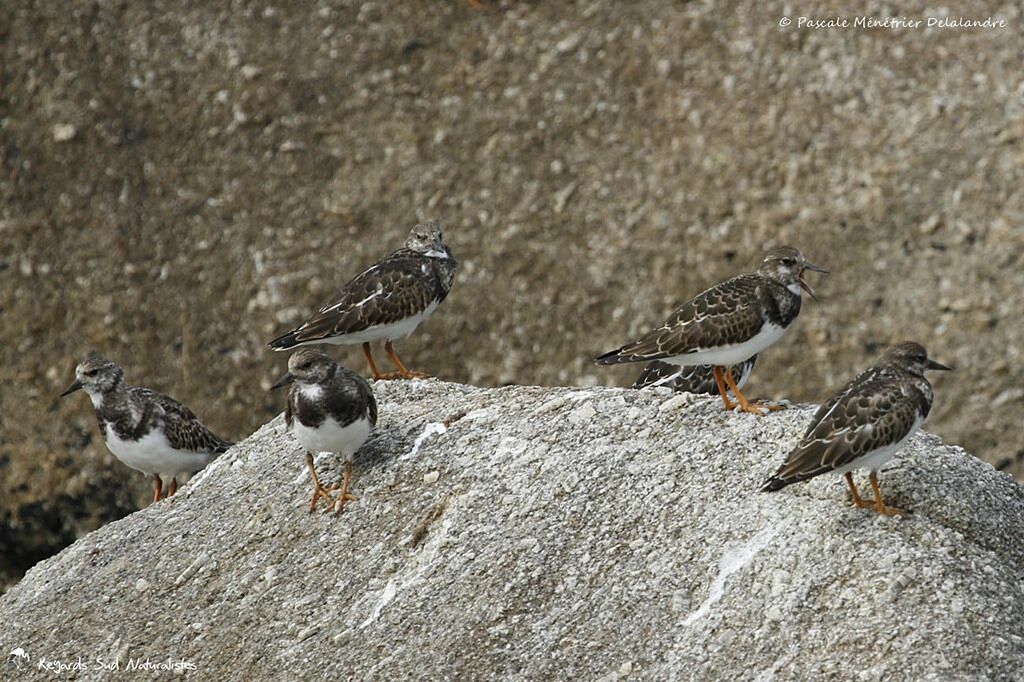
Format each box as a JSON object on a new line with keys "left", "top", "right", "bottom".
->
{"left": 375, "top": 369, "right": 429, "bottom": 381}
{"left": 874, "top": 504, "right": 910, "bottom": 516}
{"left": 332, "top": 492, "right": 358, "bottom": 515}
{"left": 753, "top": 400, "right": 787, "bottom": 412}
{"left": 308, "top": 484, "right": 339, "bottom": 513}
{"left": 732, "top": 401, "right": 766, "bottom": 416}
{"left": 852, "top": 497, "right": 910, "bottom": 516}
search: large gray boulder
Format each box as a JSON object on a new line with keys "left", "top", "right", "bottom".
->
{"left": 2, "top": 380, "right": 1022, "bottom": 680}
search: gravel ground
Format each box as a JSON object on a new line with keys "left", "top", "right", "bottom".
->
{"left": 2, "top": 1, "right": 1022, "bottom": 587}
{"left": 1, "top": 380, "right": 1022, "bottom": 680}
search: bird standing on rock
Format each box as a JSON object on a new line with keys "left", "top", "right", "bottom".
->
{"left": 761, "top": 341, "right": 951, "bottom": 516}
{"left": 596, "top": 247, "right": 827, "bottom": 414}
{"left": 268, "top": 220, "right": 457, "bottom": 381}
{"left": 272, "top": 349, "right": 377, "bottom": 514}
{"left": 60, "top": 352, "right": 233, "bottom": 503}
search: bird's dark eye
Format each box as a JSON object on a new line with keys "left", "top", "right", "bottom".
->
{"left": 781, "top": 258, "right": 794, "bottom": 265}
{"left": 84, "top": 369, "right": 98, "bottom": 376}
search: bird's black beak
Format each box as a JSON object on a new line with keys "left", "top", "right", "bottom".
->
{"left": 798, "top": 261, "right": 829, "bottom": 301}
{"left": 926, "top": 359, "right": 953, "bottom": 371}
{"left": 270, "top": 372, "right": 295, "bottom": 390}
{"left": 803, "top": 261, "right": 829, "bottom": 275}
{"left": 59, "top": 379, "right": 83, "bottom": 398}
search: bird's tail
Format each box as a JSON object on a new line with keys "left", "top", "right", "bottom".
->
{"left": 267, "top": 330, "right": 300, "bottom": 351}
{"left": 594, "top": 347, "right": 629, "bottom": 365}
{"left": 212, "top": 439, "right": 235, "bottom": 456}
{"left": 759, "top": 475, "right": 791, "bottom": 493}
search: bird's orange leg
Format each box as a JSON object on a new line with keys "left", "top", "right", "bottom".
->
{"left": 721, "top": 368, "right": 785, "bottom": 413}
{"left": 378, "top": 340, "right": 428, "bottom": 380}
{"left": 332, "top": 461, "right": 358, "bottom": 515}
{"left": 867, "top": 471, "right": 909, "bottom": 516}
{"left": 711, "top": 367, "right": 737, "bottom": 410}
{"left": 168, "top": 478, "right": 178, "bottom": 497}
{"left": 305, "top": 452, "right": 340, "bottom": 513}
{"left": 845, "top": 472, "right": 874, "bottom": 508}
{"left": 362, "top": 342, "right": 384, "bottom": 381}
{"left": 721, "top": 369, "right": 768, "bottom": 415}
{"left": 152, "top": 474, "right": 163, "bottom": 503}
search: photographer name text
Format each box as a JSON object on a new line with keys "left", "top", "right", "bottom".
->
{"left": 780, "top": 16, "right": 1007, "bottom": 30}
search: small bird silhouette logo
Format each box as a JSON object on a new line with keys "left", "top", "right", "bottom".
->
{"left": 7, "top": 647, "right": 30, "bottom": 670}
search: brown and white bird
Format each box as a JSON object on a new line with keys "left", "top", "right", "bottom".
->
{"left": 761, "top": 342, "right": 951, "bottom": 516}
{"left": 272, "top": 349, "right": 377, "bottom": 514}
{"left": 60, "top": 353, "right": 233, "bottom": 503}
{"left": 596, "top": 247, "right": 827, "bottom": 414}
{"left": 268, "top": 221, "right": 456, "bottom": 380}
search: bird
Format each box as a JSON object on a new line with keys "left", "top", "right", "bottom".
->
{"left": 595, "top": 247, "right": 827, "bottom": 414}
{"left": 272, "top": 349, "right": 377, "bottom": 514}
{"left": 632, "top": 355, "right": 758, "bottom": 397}
{"left": 760, "top": 341, "right": 951, "bottom": 516}
{"left": 60, "top": 352, "right": 233, "bottom": 503}
{"left": 268, "top": 220, "right": 457, "bottom": 381}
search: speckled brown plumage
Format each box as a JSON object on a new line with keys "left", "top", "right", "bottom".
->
{"left": 284, "top": 360, "right": 378, "bottom": 432}
{"left": 762, "top": 342, "right": 949, "bottom": 493}
{"left": 99, "top": 388, "right": 234, "bottom": 455}
{"left": 595, "top": 272, "right": 800, "bottom": 364}
{"left": 60, "top": 352, "right": 233, "bottom": 503}
{"left": 268, "top": 221, "right": 456, "bottom": 351}
{"left": 594, "top": 247, "right": 825, "bottom": 369}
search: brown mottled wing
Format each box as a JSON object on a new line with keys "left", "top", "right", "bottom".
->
{"left": 596, "top": 275, "right": 766, "bottom": 364}
{"left": 269, "top": 249, "right": 437, "bottom": 349}
{"left": 772, "top": 376, "right": 921, "bottom": 483}
{"left": 135, "top": 389, "right": 234, "bottom": 454}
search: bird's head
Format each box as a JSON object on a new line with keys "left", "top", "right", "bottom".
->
{"left": 405, "top": 220, "right": 451, "bottom": 259}
{"left": 272, "top": 349, "right": 337, "bottom": 389}
{"left": 60, "top": 352, "right": 123, "bottom": 398}
{"left": 881, "top": 341, "right": 953, "bottom": 375}
{"left": 758, "top": 246, "right": 828, "bottom": 300}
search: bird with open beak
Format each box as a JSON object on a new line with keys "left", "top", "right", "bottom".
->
{"left": 596, "top": 246, "right": 828, "bottom": 414}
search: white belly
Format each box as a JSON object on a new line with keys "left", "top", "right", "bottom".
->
{"left": 105, "top": 426, "right": 213, "bottom": 477}
{"left": 293, "top": 416, "right": 371, "bottom": 458}
{"left": 833, "top": 416, "right": 923, "bottom": 476}
{"left": 318, "top": 300, "right": 439, "bottom": 345}
{"left": 663, "top": 322, "right": 786, "bottom": 367}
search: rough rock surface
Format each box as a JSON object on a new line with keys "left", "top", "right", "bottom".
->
{"left": 2, "top": 381, "right": 1022, "bottom": 680}
{"left": 3, "top": 0, "right": 1023, "bottom": 588}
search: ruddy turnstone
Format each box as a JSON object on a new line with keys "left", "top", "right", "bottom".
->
{"left": 595, "top": 247, "right": 827, "bottom": 414}
{"left": 272, "top": 349, "right": 377, "bottom": 514}
{"left": 632, "top": 355, "right": 758, "bottom": 396}
{"left": 60, "top": 352, "right": 233, "bottom": 503}
{"left": 268, "top": 220, "right": 456, "bottom": 380}
{"left": 760, "top": 341, "right": 951, "bottom": 516}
